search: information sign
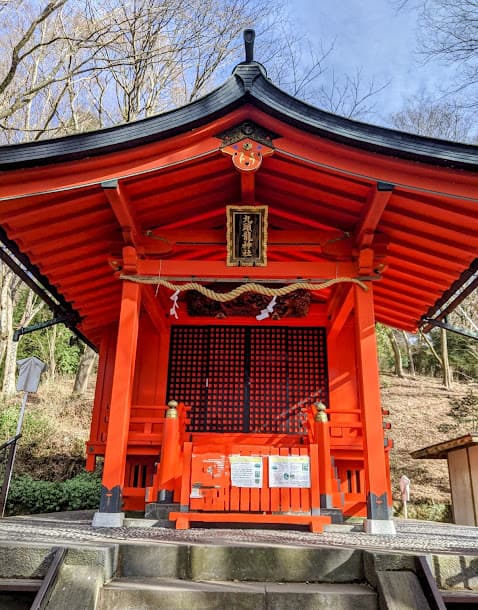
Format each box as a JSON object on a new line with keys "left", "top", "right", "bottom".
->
{"left": 268, "top": 455, "right": 310, "bottom": 488}
{"left": 229, "top": 455, "right": 263, "bottom": 487}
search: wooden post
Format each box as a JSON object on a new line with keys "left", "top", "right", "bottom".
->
{"left": 315, "top": 403, "right": 334, "bottom": 510}
{"left": 309, "top": 443, "right": 321, "bottom": 516}
{"left": 354, "top": 284, "right": 395, "bottom": 534}
{"left": 157, "top": 400, "right": 181, "bottom": 501}
{"left": 93, "top": 280, "right": 141, "bottom": 527}
{"left": 86, "top": 328, "right": 115, "bottom": 472}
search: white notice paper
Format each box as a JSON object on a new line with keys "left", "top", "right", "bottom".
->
{"left": 268, "top": 455, "right": 311, "bottom": 488}
{"left": 229, "top": 455, "right": 263, "bottom": 488}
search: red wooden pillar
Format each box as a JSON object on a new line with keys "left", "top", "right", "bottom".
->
{"left": 93, "top": 280, "right": 141, "bottom": 526}
{"left": 157, "top": 401, "right": 181, "bottom": 499}
{"left": 86, "top": 327, "right": 115, "bottom": 471}
{"left": 354, "top": 284, "right": 395, "bottom": 534}
{"left": 315, "top": 404, "right": 334, "bottom": 510}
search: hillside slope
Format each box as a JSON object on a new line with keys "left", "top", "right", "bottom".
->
{"left": 382, "top": 373, "right": 477, "bottom": 504}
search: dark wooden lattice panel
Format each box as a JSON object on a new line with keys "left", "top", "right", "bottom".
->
{"left": 287, "top": 327, "right": 328, "bottom": 433}
{"left": 249, "top": 328, "right": 289, "bottom": 433}
{"left": 167, "top": 326, "right": 209, "bottom": 431}
{"left": 167, "top": 325, "right": 328, "bottom": 434}
{"left": 249, "top": 328, "right": 327, "bottom": 433}
{"left": 206, "top": 327, "right": 246, "bottom": 432}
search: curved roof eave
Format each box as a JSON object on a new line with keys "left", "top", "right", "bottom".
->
{"left": 0, "top": 73, "right": 248, "bottom": 170}
{"left": 245, "top": 66, "right": 478, "bottom": 170}
{"left": 0, "top": 61, "right": 478, "bottom": 171}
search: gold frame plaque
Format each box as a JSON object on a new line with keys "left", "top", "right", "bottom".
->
{"left": 226, "top": 205, "right": 268, "bottom": 266}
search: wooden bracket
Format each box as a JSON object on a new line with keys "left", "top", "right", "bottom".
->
{"left": 102, "top": 179, "right": 143, "bottom": 247}
{"left": 358, "top": 247, "right": 375, "bottom": 275}
{"left": 122, "top": 245, "right": 138, "bottom": 274}
{"left": 354, "top": 182, "right": 394, "bottom": 249}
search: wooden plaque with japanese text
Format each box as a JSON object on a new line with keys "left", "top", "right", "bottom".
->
{"left": 226, "top": 205, "right": 268, "bottom": 266}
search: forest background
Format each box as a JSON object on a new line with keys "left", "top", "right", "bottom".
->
{"left": 0, "top": 0, "right": 476, "bottom": 517}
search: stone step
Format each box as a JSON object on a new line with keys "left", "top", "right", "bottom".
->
{"left": 118, "top": 543, "right": 364, "bottom": 582}
{"left": 98, "top": 577, "right": 378, "bottom": 610}
{"left": 144, "top": 503, "right": 179, "bottom": 520}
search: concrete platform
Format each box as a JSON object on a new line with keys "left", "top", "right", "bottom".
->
{"left": 0, "top": 513, "right": 477, "bottom": 609}
{"left": 1, "top": 513, "right": 478, "bottom": 556}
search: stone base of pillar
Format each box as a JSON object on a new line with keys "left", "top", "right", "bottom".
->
{"left": 364, "top": 518, "right": 396, "bottom": 536}
{"left": 92, "top": 511, "right": 125, "bottom": 528}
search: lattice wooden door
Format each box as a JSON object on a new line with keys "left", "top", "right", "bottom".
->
{"left": 167, "top": 326, "right": 328, "bottom": 434}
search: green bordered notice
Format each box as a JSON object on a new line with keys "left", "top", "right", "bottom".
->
{"left": 229, "top": 455, "right": 263, "bottom": 488}
{"left": 268, "top": 455, "right": 311, "bottom": 488}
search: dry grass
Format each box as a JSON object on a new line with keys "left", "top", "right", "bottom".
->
{"left": 382, "top": 373, "right": 478, "bottom": 504}
{"left": 2, "top": 375, "right": 95, "bottom": 480}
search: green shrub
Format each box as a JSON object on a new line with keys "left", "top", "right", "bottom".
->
{"left": 61, "top": 471, "right": 102, "bottom": 511}
{"left": 6, "top": 476, "right": 64, "bottom": 514}
{"left": 5, "top": 471, "right": 101, "bottom": 515}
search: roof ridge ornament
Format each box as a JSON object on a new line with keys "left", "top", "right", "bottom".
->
{"left": 244, "top": 29, "right": 255, "bottom": 63}
{"left": 233, "top": 29, "right": 267, "bottom": 87}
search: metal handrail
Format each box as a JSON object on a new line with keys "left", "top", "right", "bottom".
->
{"left": 0, "top": 434, "right": 22, "bottom": 517}
{"left": 0, "top": 434, "right": 22, "bottom": 453}
{"left": 415, "top": 555, "right": 446, "bottom": 610}
{"left": 30, "top": 547, "right": 67, "bottom": 610}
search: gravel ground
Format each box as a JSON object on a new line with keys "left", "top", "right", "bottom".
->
{"left": 0, "top": 514, "right": 477, "bottom": 556}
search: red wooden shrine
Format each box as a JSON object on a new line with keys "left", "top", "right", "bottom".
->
{"left": 0, "top": 33, "right": 477, "bottom": 533}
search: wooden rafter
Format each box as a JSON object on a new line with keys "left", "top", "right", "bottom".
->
{"left": 354, "top": 182, "right": 394, "bottom": 248}
{"left": 270, "top": 205, "right": 347, "bottom": 232}
{"left": 102, "top": 179, "right": 142, "bottom": 246}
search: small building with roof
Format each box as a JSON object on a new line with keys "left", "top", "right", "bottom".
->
{"left": 0, "top": 31, "right": 476, "bottom": 533}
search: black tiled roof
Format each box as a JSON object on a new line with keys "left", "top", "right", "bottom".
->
{"left": 1, "top": 62, "right": 477, "bottom": 170}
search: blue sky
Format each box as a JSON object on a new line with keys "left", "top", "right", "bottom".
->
{"left": 292, "top": 0, "right": 454, "bottom": 119}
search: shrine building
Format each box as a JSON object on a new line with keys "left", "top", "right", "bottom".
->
{"left": 0, "top": 32, "right": 477, "bottom": 534}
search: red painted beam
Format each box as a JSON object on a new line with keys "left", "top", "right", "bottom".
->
{"left": 134, "top": 259, "right": 359, "bottom": 280}
{"left": 102, "top": 179, "right": 142, "bottom": 246}
{"left": 354, "top": 183, "right": 394, "bottom": 248}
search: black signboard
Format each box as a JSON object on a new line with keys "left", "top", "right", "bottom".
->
{"left": 226, "top": 205, "right": 268, "bottom": 266}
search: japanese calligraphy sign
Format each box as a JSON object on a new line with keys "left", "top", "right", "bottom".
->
{"left": 226, "top": 205, "right": 268, "bottom": 266}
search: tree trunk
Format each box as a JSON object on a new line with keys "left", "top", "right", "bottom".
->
{"left": 46, "top": 324, "right": 58, "bottom": 381}
{"left": 419, "top": 330, "right": 442, "bottom": 366}
{"left": 0, "top": 275, "right": 16, "bottom": 395}
{"left": 73, "top": 346, "right": 97, "bottom": 396}
{"left": 386, "top": 327, "right": 404, "bottom": 377}
{"left": 402, "top": 330, "right": 416, "bottom": 376}
{"left": 1, "top": 285, "right": 44, "bottom": 395}
{"left": 441, "top": 327, "right": 453, "bottom": 389}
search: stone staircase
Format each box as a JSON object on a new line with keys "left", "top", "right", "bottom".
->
{"left": 97, "top": 543, "right": 378, "bottom": 610}
{"left": 99, "top": 578, "right": 376, "bottom": 609}
{"left": 1, "top": 533, "right": 475, "bottom": 609}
